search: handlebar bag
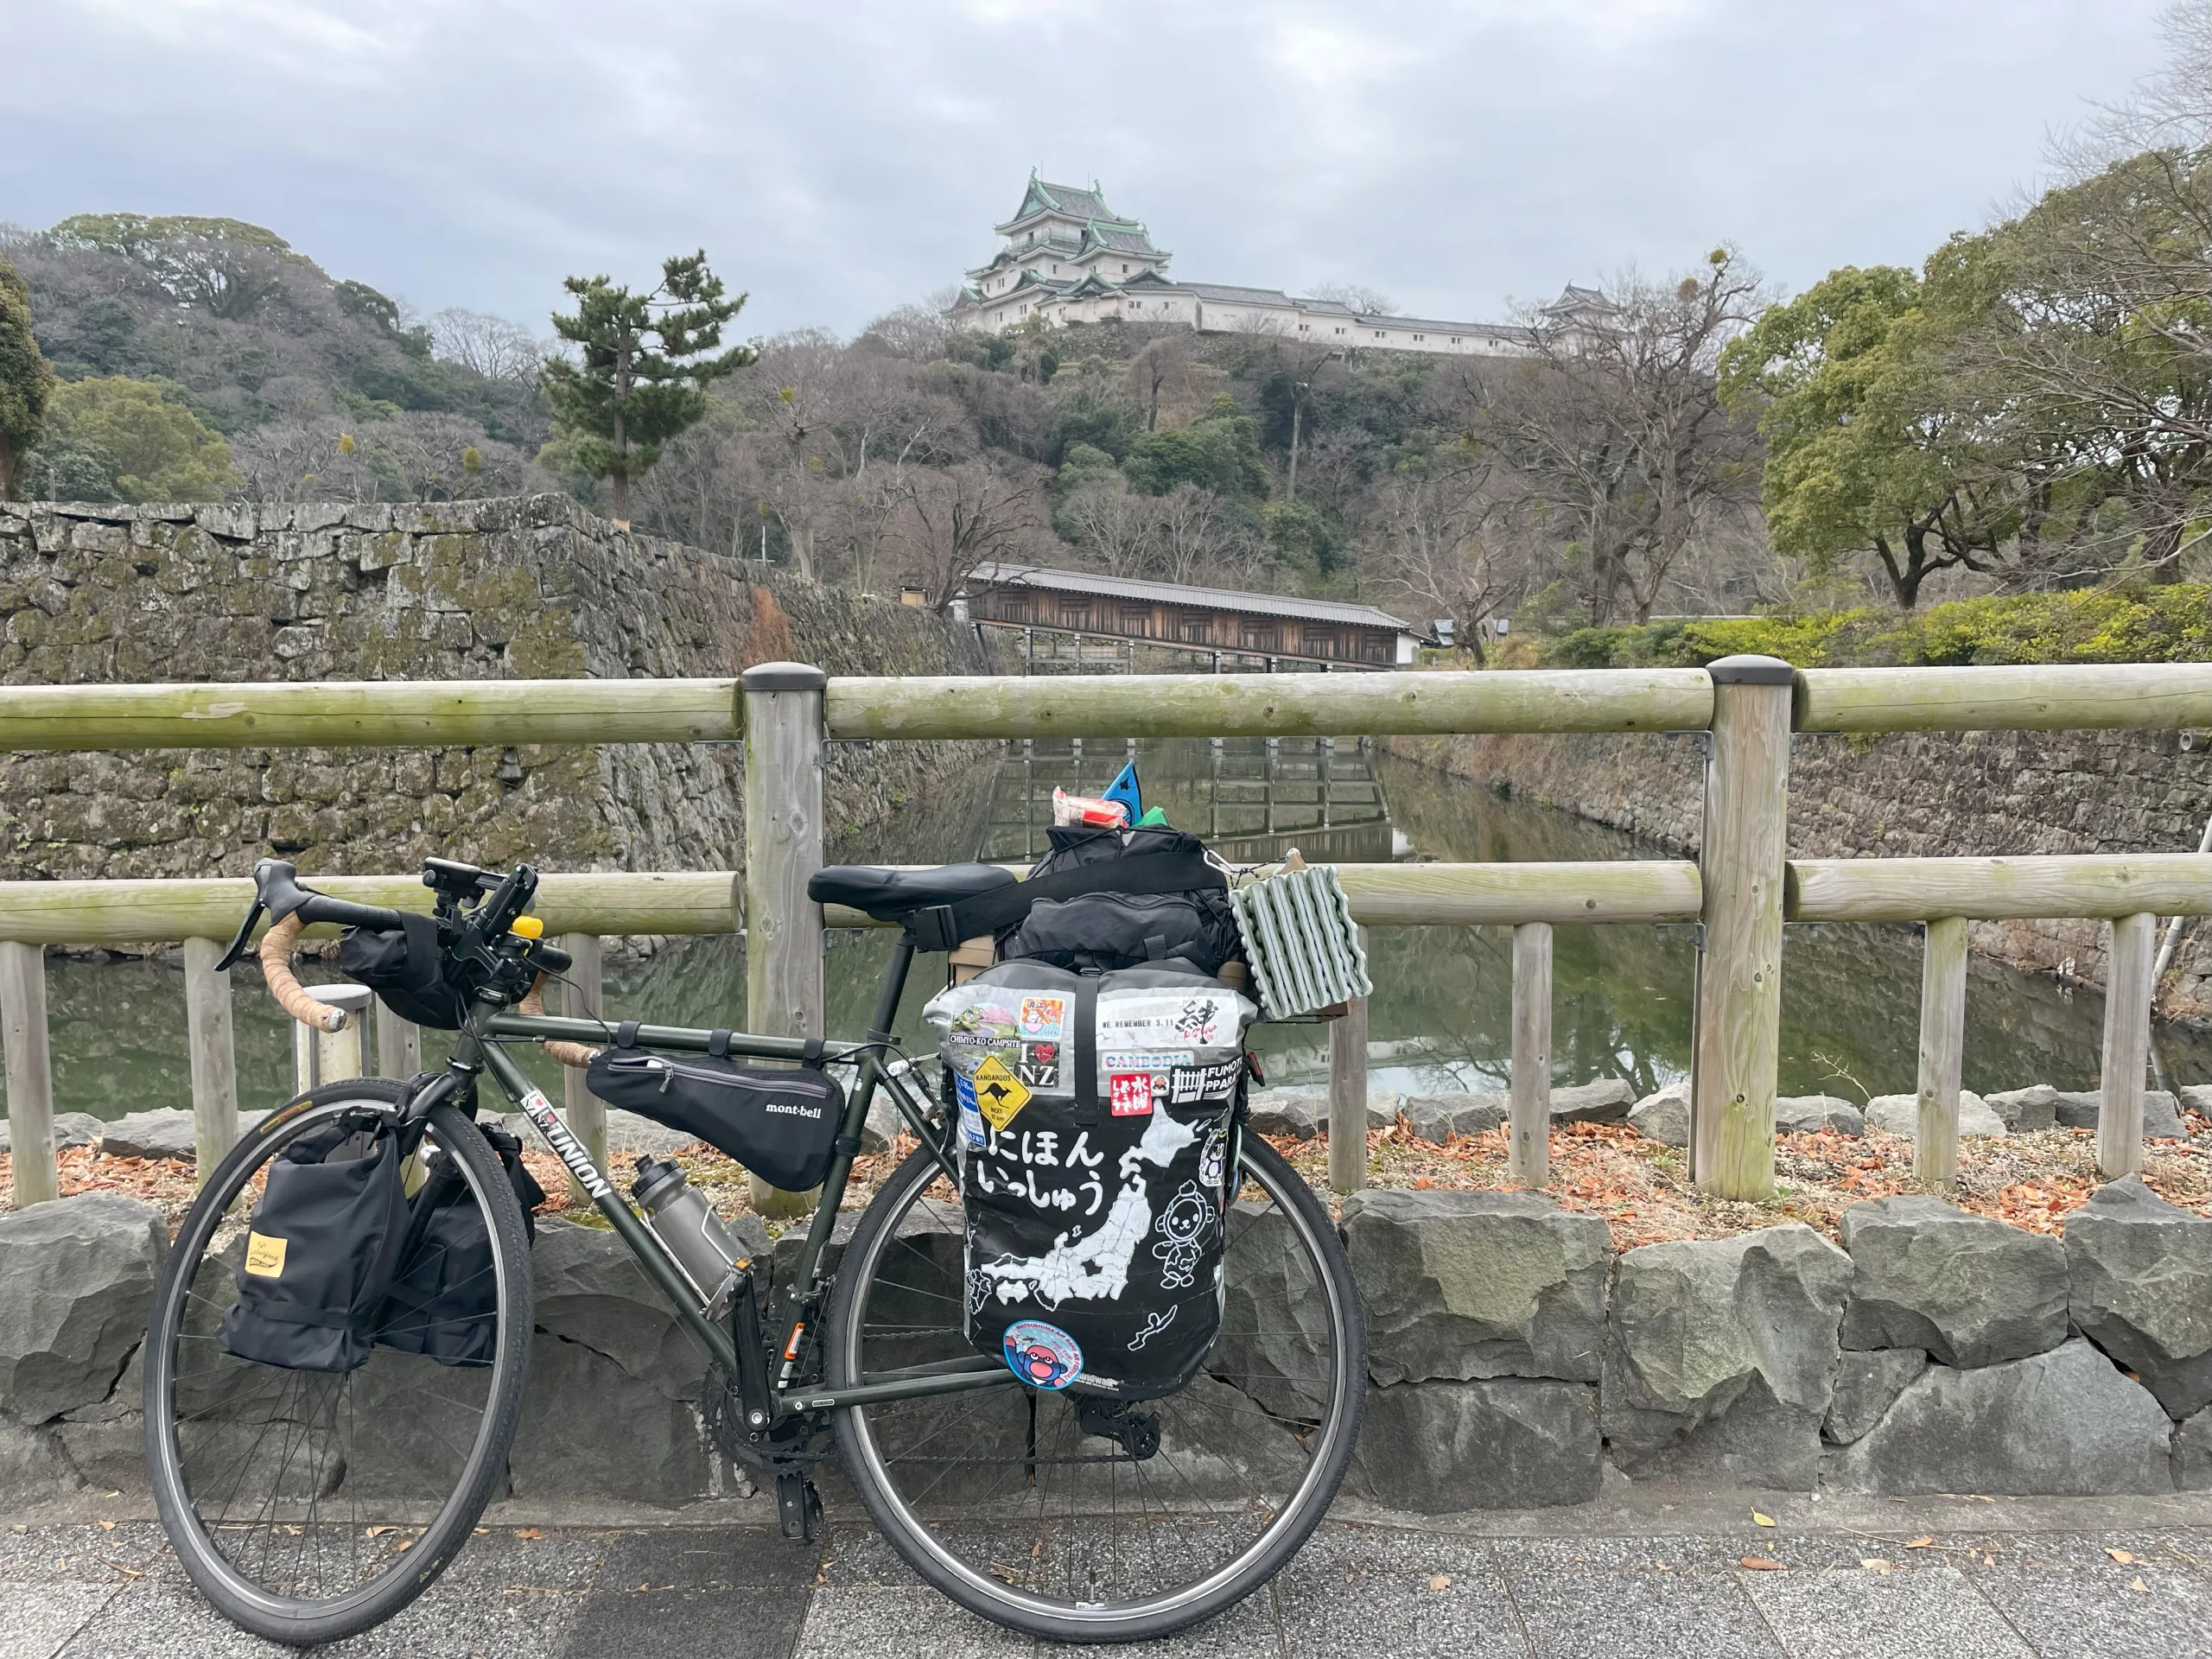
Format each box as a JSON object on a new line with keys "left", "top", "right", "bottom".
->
{"left": 376, "top": 1124, "right": 545, "bottom": 1367}
{"left": 925, "top": 961, "right": 1257, "bottom": 1400}
{"left": 340, "top": 912, "right": 470, "bottom": 1030}
{"left": 997, "top": 827, "right": 1243, "bottom": 976}
{"left": 586, "top": 1025, "right": 848, "bottom": 1192}
{"left": 218, "top": 1116, "right": 412, "bottom": 1374}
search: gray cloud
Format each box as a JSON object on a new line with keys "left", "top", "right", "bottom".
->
{"left": 1, "top": 0, "right": 2170, "bottom": 338}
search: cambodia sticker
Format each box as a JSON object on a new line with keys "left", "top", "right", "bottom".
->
{"left": 971, "top": 1054, "right": 1033, "bottom": 1131}
{"left": 1102, "top": 1050, "right": 1194, "bottom": 1073}
{"left": 1019, "top": 995, "right": 1067, "bottom": 1040}
{"left": 1003, "top": 1319, "right": 1083, "bottom": 1390}
{"left": 1109, "top": 1073, "right": 1156, "bottom": 1116}
{"left": 244, "top": 1232, "right": 288, "bottom": 1278}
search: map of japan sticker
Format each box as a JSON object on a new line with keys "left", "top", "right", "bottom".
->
{"left": 970, "top": 1053, "right": 1032, "bottom": 1131}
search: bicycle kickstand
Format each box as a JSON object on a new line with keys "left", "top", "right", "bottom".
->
{"left": 776, "top": 1471, "right": 823, "bottom": 1543}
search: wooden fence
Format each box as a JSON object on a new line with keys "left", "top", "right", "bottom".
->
{"left": 3, "top": 657, "right": 2208, "bottom": 1209}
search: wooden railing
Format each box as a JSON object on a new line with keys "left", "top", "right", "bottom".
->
{"left": 3, "top": 658, "right": 2208, "bottom": 1208}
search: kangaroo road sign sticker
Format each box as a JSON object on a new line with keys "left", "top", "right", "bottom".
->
{"left": 970, "top": 1053, "right": 1032, "bottom": 1131}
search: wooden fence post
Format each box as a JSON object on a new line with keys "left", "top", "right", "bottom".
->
{"left": 0, "top": 941, "right": 57, "bottom": 1208}
{"left": 1914, "top": 917, "right": 1968, "bottom": 1185}
{"left": 743, "top": 662, "right": 828, "bottom": 1217}
{"left": 2100, "top": 911, "right": 2156, "bottom": 1178}
{"left": 560, "top": 932, "right": 607, "bottom": 1184}
{"left": 183, "top": 938, "right": 238, "bottom": 1189}
{"left": 1328, "top": 927, "right": 1370, "bottom": 1195}
{"left": 373, "top": 1001, "right": 420, "bottom": 1082}
{"left": 1692, "top": 655, "right": 1794, "bottom": 1200}
{"left": 1510, "top": 921, "right": 1554, "bottom": 1189}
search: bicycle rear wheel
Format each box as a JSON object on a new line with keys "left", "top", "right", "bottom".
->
{"left": 824, "top": 1133, "right": 1363, "bottom": 1643}
{"left": 143, "top": 1082, "right": 534, "bottom": 1646}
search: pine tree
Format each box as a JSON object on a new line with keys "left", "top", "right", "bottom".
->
{"left": 540, "top": 251, "right": 756, "bottom": 523}
{"left": 0, "top": 255, "right": 54, "bottom": 500}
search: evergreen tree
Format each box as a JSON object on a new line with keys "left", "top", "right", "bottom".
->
{"left": 540, "top": 251, "right": 755, "bottom": 522}
{"left": 0, "top": 256, "right": 54, "bottom": 499}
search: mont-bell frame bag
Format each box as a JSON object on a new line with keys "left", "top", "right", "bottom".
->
{"left": 926, "top": 960, "right": 1256, "bottom": 1400}
{"left": 339, "top": 912, "right": 470, "bottom": 1030}
{"left": 377, "top": 1124, "right": 546, "bottom": 1367}
{"left": 219, "top": 1117, "right": 412, "bottom": 1375}
{"left": 586, "top": 1023, "right": 848, "bottom": 1192}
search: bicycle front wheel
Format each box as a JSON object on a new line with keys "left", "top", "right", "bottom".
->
{"left": 824, "top": 1134, "right": 1364, "bottom": 1644}
{"left": 143, "top": 1083, "right": 534, "bottom": 1647}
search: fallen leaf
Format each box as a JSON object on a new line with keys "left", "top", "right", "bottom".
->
{"left": 2131, "top": 1576, "right": 2149, "bottom": 1592}
{"left": 514, "top": 1528, "right": 544, "bottom": 1541}
{"left": 2107, "top": 1548, "right": 2136, "bottom": 1565}
{"left": 393, "top": 1539, "right": 413, "bottom": 1552}
{"left": 1904, "top": 1537, "right": 1936, "bottom": 1549}
{"left": 1751, "top": 1511, "right": 1776, "bottom": 1528}
{"left": 96, "top": 1521, "right": 116, "bottom": 1531}
{"left": 1428, "top": 1573, "right": 1452, "bottom": 1592}
{"left": 1859, "top": 1559, "right": 1893, "bottom": 1574}
{"left": 1740, "top": 1557, "right": 1786, "bottom": 1571}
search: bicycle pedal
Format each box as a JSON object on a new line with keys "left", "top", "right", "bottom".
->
{"left": 776, "top": 1471, "right": 823, "bottom": 1542}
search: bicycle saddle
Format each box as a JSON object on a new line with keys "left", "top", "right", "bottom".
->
{"left": 807, "top": 862, "right": 1018, "bottom": 924}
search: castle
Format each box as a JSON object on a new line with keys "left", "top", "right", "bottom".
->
{"left": 947, "top": 174, "right": 1598, "bottom": 359}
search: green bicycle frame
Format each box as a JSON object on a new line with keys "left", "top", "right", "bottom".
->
{"left": 464, "top": 938, "right": 1014, "bottom": 1420}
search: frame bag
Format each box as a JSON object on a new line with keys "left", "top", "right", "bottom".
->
{"left": 586, "top": 1024, "right": 849, "bottom": 1192}
{"left": 339, "top": 912, "right": 471, "bottom": 1030}
{"left": 218, "top": 1117, "right": 412, "bottom": 1375}
{"left": 376, "top": 1125, "right": 545, "bottom": 1367}
{"left": 926, "top": 961, "right": 1256, "bottom": 1400}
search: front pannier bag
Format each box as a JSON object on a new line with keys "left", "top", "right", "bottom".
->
{"left": 926, "top": 961, "right": 1257, "bottom": 1399}
{"left": 339, "top": 912, "right": 471, "bottom": 1030}
{"left": 219, "top": 1116, "right": 412, "bottom": 1374}
{"left": 586, "top": 1023, "right": 847, "bottom": 1193}
{"left": 376, "top": 1124, "right": 545, "bottom": 1367}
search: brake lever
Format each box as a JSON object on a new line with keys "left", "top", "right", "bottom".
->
{"left": 214, "top": 897, "right": 265, "bottom": 972}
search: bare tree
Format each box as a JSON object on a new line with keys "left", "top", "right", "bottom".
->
{"left": 1370, "top": 463, "right": 1520, "bottom": 663}
{"left": 1125, "top": 329, "right": 1197, "bottom": 431}
{"left": 892, "top": 459, "right": 1045, "bottom": 609}
{"left": 1307, "top": 283, "right": 1396, "bottom": 315}
{"left": 429, "top": 308, "right": 543, "bottom": 382}
{"left": 1056, "top": 476, "right": 1156, "bottom": 575}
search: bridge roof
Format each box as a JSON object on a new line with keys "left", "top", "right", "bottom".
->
{"left": 966, "top": 563, "right": 1414, "bottom": 633}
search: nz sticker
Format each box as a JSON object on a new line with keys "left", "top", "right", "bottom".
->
{"left": 971, "top": 1054, "right": 1033, "bottom": 1131}
{"left": 1109, "top": 1073, "right": 1156, "bottom": 1116}
{"left": 1017, "top": 1040, "right": 1062, "bottom": 1091}
{"left": 1003, "top": 1319, "right": 1083, "bottom": 1389}
{"left": 1019, "top": 996, "right": 1067, "bottom": 1040}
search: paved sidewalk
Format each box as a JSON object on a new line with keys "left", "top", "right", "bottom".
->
{"left": 6, "top": 1490, "right": 2212, "bottom": 1658}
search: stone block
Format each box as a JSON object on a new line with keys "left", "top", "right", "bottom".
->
{"left": 2179, "top": 1084, "right": 2212, "bottom": 1123}
{"left": 1601, "top": 1225, "right": 1852, "bottom": 1489}
{"left": 1823, "top": 1348, "right": 1928, "bottom": 1446}
{"left": 1350, "top": 1377, "right": 1601, "bottom": 1511}
{"left": 2177, "top": 1407, "right": 2212, "bottom": 1491}
{"left": 2054, "top": 1090, "right": 2187, "bottom": 1139}
{"left": 1402, "top": 1092, "right": 1506, "bottom": 1143}
{"left": 0, "top": 1112, "right": 104, "bottom": 1156}
{"left": 1865, "top": 1092, "right": 2006, "bottom": 1138}
{"left": 1245, "top": 1086, "right": 1398, "bottom": 1141}
{"left": 1626, "top": 1083, "right": 1688, "bottom": 1147}
{"left": 507, "top": 1329, "right": 707, "bottom": 1506}
{"left": 0, "top": 1194, "right": 167, "bottom": 1422}
{"left": 1985, "top": 1085, "right": 2059, "bottom": 1134}
{"left": 531, "top": 1220, "right": 728, "bottom": 1402}
{"left": 0, "top": 1417, "right": 81, "bottom": 1504}
{"left": 1831, "top": 1339, "right": 2173, "bottom": 1495}
{"left": 1341, "top": 1190, "right": 1610, "bottom": 1384}
{"left": 1548, "top": 1079, "right": 1634, "bottom": 1124}
{"left": 1840, "top": 1195, "right": 2068, "bottom": 1368}
{"left": 98, "top": 1109, "right": 276, "bottom": 1162}
{"left": 1775, "top": 1095, "right": 1864, "bottom": 1135}
{"left": 1217, "top": 1202, "right": 1337, "bottom": 1422}
{"left": 2065, "top": 1174, "right": 2212, "bottom": 1419}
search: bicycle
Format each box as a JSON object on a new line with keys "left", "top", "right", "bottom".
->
{"left": 143, "top": 853, "right": 1365, "bottom": 1646}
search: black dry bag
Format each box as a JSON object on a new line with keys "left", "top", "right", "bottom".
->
{"left": 375, "top": 1124, "right": 544, "bottom": 1368}
{"left": 587, "top": 1024, "right": 848, "bottom": 1192}
{"left": 997, "top": 826, "right": 1243, "bottom": 977}
{"left": 340, "top": 912, "right": 470, "bottom": 1031}
{"left": 218, "top": 1117, "right": 411, "bottom": 1375}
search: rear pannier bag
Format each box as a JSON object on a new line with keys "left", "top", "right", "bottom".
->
{"left": 340, "top": 912, "right": 470, "bottom": 1030}
{"left": 218, "top": 1116, "right": 412, "bottom": 1375}
{"left": 586, "top": 1023, "right": 847, "bottom": 1193}
{"left": 925, "top": 961, "right": 1257, "bottom": 1400}
{"left": 996, "top": 826, "right": 1242, "bottom": 977}
{"left": 376, "top": 1124, "right": 545, "bottom": 1367}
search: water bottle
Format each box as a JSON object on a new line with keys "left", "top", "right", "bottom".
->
{"left": 632, "top": 1155, "right": 750, "bottom": 1313}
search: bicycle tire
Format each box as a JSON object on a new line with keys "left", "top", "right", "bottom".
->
{"left": 824, "top": 1133, "right": 1364, "bottom": 1643}
{"left": 143, "top": 1083, "right": 535, "bottom": 1646}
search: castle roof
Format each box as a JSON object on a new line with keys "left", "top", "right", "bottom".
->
{"left": 995, "top": 174, "right": 1144, "bottom": 236}
{"left": 965, "top": 562, "right": 1414, "bottom": 633}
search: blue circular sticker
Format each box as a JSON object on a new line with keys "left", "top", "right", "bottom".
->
{"left": 1001, "top": 1319, "right": 1083, "bottom": 1390}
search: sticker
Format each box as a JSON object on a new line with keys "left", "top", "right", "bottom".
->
{"left": 1152, "top": 1181, "right": 1216, "bottom": 1288}
{"left": 1017, "top": 1041, "right": 1062, "bottom": 1091}
{"left": 1072, "top": 1371, "right": 1121, "bottom": 1391}
{"left": 1128, "top": 1306, "right": 1179, "bottom": 1351}
{"left": 244, "top": 1231, "right": 288, "bottom": 1278}
{"left": 1003, "top": 1319, "right": 1083, "bottom": 1389}
{"left": 1169, "top": 1061, "right": 1242, "bottom": 1106}
{"left": 971, "top": 1054, "right": 1032, "bottom": 1131}
{"left": 1102, "top": 1050, "right": 1194, "bottom": 1073}
{"left": 1019, "top": 996, "right": 1067, "bottom": 1040}
{"left": 1021, "top": 1041, "right": 1060, "bottom": 1067}
{"left": 1199, "top": 1123, "right": 1229, "bottom": 1189}
{"left": 1109, "top": 1073, "right": 1155, "bottom": 1116}
{"left": 1172, "top": 995, "right": 1226, "bottom": 1046}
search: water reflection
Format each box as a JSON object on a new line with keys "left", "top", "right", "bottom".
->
{"left": 25, "top": 737, "right": 2212, "bottom": 1120}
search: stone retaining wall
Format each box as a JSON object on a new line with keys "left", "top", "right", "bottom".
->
{"left": 1388, "top": 725, "right": 2212, "bottom": 1024}
{"left": 6, "top": 1177, "right": 2209, "bottom": 1513}
{"left": 0, "top": 494, "right": 1007, "bottom": 887}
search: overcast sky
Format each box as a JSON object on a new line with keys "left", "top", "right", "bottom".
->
{"left": 1, "top": 0, "right": 2177, "bottom": 340}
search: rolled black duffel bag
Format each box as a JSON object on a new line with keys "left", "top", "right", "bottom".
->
{"left": 376, "top": 1124, "right": 545, "bottom": 1367}
{"left": 586, "top": 1022, "right": 848, "bottom": 1192}
{"left": 339, "top": 912, "right": 471, "bottom": 1030}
